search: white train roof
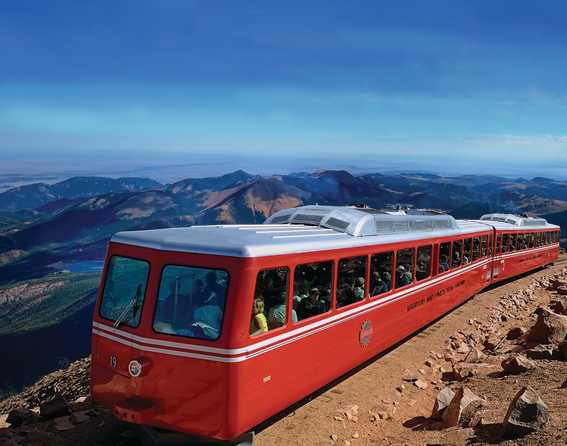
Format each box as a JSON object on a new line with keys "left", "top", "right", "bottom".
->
{"left": 111, "top": 205, "right": 505, "bottom": 258}
{"left": 475, "top": 213, "right": 558, "bottom": 231}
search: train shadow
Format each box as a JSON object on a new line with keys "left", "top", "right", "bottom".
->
{"left": 252, "top": 265, "right": 550, "bottom": 437}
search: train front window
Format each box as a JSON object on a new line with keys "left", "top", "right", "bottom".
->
{"left": 153, "top": 265, "right": 229, "bottom": 340}
{"left": 100, "top": 256, "right": 149, "bottom": 328}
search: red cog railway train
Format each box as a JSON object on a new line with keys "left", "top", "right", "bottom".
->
{"left": 90, "top": 206, "right": 560, "bottom": 442}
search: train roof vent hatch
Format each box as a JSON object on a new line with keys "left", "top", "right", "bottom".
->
{"left": 265, "top": 205, "right": 458, "bottom": 237}
{"left": 480, "top": 213, "right": 549, "bottom": 227}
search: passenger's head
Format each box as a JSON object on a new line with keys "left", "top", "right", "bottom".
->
{"left": 397, "top": 265, "right": 405, "bottom": 273}
{"left": 309, "top": 287, "right": 320, "bottom": 301}
{"left": 383, "top": 272, "right": 392, "bottom": 282}
{"left": 356, "top": 277, "right": 365, "bottom": 287}
{"left": 206, "top": 271, "right": 217, "bottom": 287}
{"left": 276, "top": 291, "right": 287, "bottom": 304}
{"left": 253, "top": 298, "right": 265, "bottom": 314}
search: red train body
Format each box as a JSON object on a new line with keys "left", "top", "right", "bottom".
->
{"left": 90, "top": 207, "right": 560, "bottom": 441}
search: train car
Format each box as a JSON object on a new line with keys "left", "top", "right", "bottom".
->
{"left": 90, "top": 206, "right": 560, "bottom": 443}
{"left": 478, "top": 214, "right": 560, "bottom": 282}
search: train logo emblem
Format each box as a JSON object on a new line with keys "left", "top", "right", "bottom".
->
{"left": 110, "top": 355, "right": 118, "bottom": 369}
{"left": 359, "top": 320, "right": 373, "bottom": 346}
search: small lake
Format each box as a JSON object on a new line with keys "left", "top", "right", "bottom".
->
{"left": 61, "top": 260, "right": 104, "bottom": 273}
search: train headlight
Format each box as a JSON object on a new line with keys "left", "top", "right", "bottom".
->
{"left": 128, "top": 359, "right": 143, "bottom": 378}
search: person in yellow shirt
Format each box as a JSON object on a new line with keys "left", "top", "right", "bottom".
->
{"left": 250, "top": 298, "right": 268, "bottom": 336}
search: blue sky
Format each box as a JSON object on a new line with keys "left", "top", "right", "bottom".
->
{"left": 1, "top": 1, "right": 567, "bottom": 176}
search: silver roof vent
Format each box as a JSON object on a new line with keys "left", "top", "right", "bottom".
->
{"left": 480, "top": 213, "right": 549, "bottom": 227}
{"left": 265, "top": 205, "right": 458, "bottom": 237}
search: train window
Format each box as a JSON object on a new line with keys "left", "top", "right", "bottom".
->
{"left": 251, "top": 267, "right": 291, "bottom": 335}
{"left": 153, "top": 265, "right": 229, "bottom": 340}
{"left": 439, "top": 242, "right": 451, "bottom": 273}
{"left": 395, "top": 248, "right": 414, "bottom": 288}
{"left": 472, "top": 237, "right": 481, "bottom": 260}
{"left": 100, "top": 256, "right": 149, "bottom": 328}
{"left": 529, "top": 234, "right": 535, "bottom": 248}
{"left": 452, "top": 240, "right": 463, "bottom": 267}
{"left": 496, "top": 235, "right": 502, "bottom": 255}
{"left": 370, "top": 252, "right": 393, "bottom": 297}
{"left": 294, "top": 261, "right": 332, "bottom": 321}
{"left": 481, "top": 236, "right": 487, "bottom": 257}
{"left": 416, "top": 246, "right": 432, "bottom": 281}
{"left": 502, "top": 234, "right": 510, "bottom": 254}
{"left": 487, "top": 235, "right": 493, "bottom": 256}
{"left": 509, "top": 234, "right": 517, "bottom": 252}
{"left": 517, "top": 234, "right": 527, "bottom": 250}
{"left": 337, "top": 256, "right": 367, "bottom": 308}
{"left": 463, "top": 238, "right": 472, "bottom": 263}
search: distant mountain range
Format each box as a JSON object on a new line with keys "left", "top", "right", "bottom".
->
{"left": 0, "top": 176, "right": 162, "bottom": 212}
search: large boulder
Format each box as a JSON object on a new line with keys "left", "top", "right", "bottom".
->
{"left": 507, "top": 327, "right": 527, "bottom": 340}
{"left": 501, "top": 355, "right": 537, "bottom": 374}
{"left": 39, "top": 393, "right": 69, "bottom": 419}
{"left": 503, "top": 387, "right": 549, "bottom": 436}
{"left": 527, "top": 308, "right": 567, "bottom": 345}
{"left": 5, "top": 408, "right": 39, "bottom": 427}
{"left": 441, "top": 386, "right": 485, "bottom": 428}
{"left": 525, "top": 344, "right": 559, "bottom": 360}
{"left": 431, "top": 386, "right": 455, "bottom": 420}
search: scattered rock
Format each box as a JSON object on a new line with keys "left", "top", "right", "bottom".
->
{"left": 557, "top": 285, "right": 567, "bottom": 295}
{"left": 414, "top": 379, "right": 428, "bottom": 390}
{"left": 456, "top": 342, "right": 471, "bottom": 354}
{"left": 527, "top": 308, "right": 567, "bottom": 345}
{"left": 53, "top": 415, "right": 75, "bottom": 431}
{"left": 525, "top": 344, "right": 558, "bottom": 360}
{"left": 501, "top": 355, "right": 537, "bottom": 374}
{"left": 0, "top": 414, "right": 9, "bottom": 429}
{"left": 402, "top": 372, "right": 419, "bottom": 383}
{"left": 70, "top": 410, "right": 91, "bottom": 424}
{"left": 351, "top": 432, "right": 360, "bottom": 439}
{"left": 503, "top": 387, "right": 549, "bottom": 436}
{"left": 377, "top": 411, "right": 390, "bottom": 420}
{"left": 506, "top": 327, "right": 527, "bottom": 340}
{"left": 464, "top": 348, "right": 485, "bottom": 363}
{"left": 40, "top": 394, "right": 69, "bottom": 419}
{"left": 431, "top": 386, "right": 456, "bottom": 420}
{"left": 5, "top": 408, "right": 39, "bottom": 427}
{"left": 441, "top": 386, "right": 485, "bottom": 428}
{"left": 331, "top": 434, "right": 338, "bottom": 441}
{"left": 342, "top": 405, "right": 359, "bottom": 422}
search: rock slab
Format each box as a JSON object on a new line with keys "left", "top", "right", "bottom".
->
{"left": 441, "top": 386, "right": 485, "bottom": 428}
{"left": 501, "top": 355, "right": 537, "bottom": 374}
{"left": 504, "top": 386, "right": 549, "bottom": 436}
{"left": 527, "top": 308, "right": 567, "bottom": 345}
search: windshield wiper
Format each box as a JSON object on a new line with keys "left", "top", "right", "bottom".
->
{"left": 113, "top": 285, "right": 142, "bottom": 329}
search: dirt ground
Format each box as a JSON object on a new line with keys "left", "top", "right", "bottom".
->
{"left": 2, "top": 256, "right": 567, "bottom": 446}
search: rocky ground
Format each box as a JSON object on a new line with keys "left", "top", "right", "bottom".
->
{"left": 2, "top": 257, "right": 567, "bottom": 446}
